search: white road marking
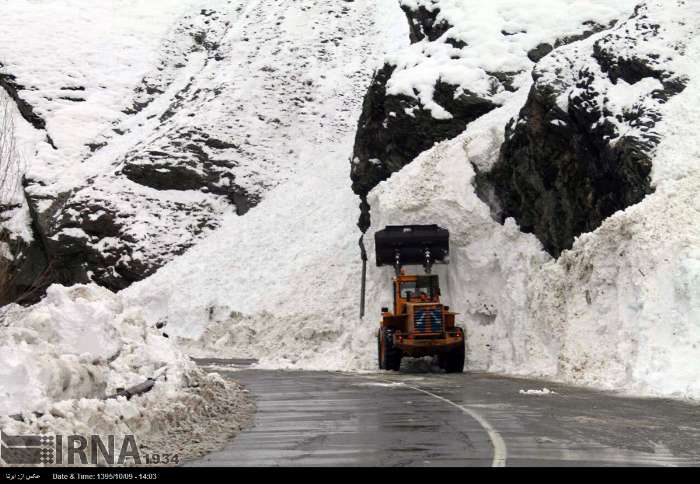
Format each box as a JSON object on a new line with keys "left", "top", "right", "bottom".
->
{"left": 399, "top": 382, "right": 508, "bottom": 467}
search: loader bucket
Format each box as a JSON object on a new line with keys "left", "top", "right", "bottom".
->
{"left": 374, "top": 225, "right": 449, "bottom": 267}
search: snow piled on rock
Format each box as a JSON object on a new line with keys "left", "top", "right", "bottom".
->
{"left": 534, "top": 1, "right": 689, "bottom": 144}
{"left": 388, "top": 0, "right": 638, "bottom": 118}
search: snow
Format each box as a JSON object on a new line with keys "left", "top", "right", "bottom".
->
{"left": 0, "top": 0, "right": 205, "bottom": 185}
{"left": 0, "top": 0, "right": 697, "bottom": 434}
{"left": 387, "top": 0, "right": 639, "bottom": 117}
{"left": 0, "top": 284, "right": 192, "bottom": 416}
{"left": 0, "top": 0, "right": 241, "bottom": 270}
{"left": 117, "top": 0, "right": 410, "bottom": 371}
{"left": 0, "top": 284, "right": 253, "bottom": 464}
{"left": 519, "top": 388, "right": 556, "bottom": 396}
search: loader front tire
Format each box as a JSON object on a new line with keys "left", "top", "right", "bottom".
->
{"left": 443, "top": 331, "right": 465, "bottom": 373}
{"left": 377, "top": 331, "right": 385, "bottom": 370}
{"left": 380, "top": 328, "right": 402, "bottom": 371}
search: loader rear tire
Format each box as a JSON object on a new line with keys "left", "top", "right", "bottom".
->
{"left": 380, "top": 328, "right": 402, "bottom": 371}
{"left": 444, "top": 331, "right": 465, "bottom": 373}
{"left": 377, "top": 331, "right": 385, "bottom": 370}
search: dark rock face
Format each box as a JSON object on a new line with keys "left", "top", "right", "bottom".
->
{"left": 527, "top": 21, "right": 613, "bottom": 63}
{"left": 351, "top": 64, "right": 496, "bottom": 226}
{"left": 485, "top": 5, "right": 686, "bottom": 257}
{"left": 400, "top": 4, "right": 450, "bottom": 43}
{"left": 527, "top": 43, "right": 554, "bottom": 63}
{"left": 0, "top": 196, "right": 49, "bottom": 305}
{"left": 119, "top": 129, "right": 254, "bottom": 214}
{"left": 0, "top": 64, "right": 57, "bottom": 149}
{"left": 0, "top": 67, "right": 46, "bottom": 131}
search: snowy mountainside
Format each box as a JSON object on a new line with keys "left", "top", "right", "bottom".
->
{"left": 0, "top": 0, "right": 383, "bottom": 296}
{"left": 120, "top": 0, "right": 409, "bottom": 370}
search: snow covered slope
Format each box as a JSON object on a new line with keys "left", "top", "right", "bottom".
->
{"left": 1, "top": 0, "right": 396, "bottom": 293}
{"left": 350, "top": 0, "right": 639, "bottom": 229}
{"left": 120, "top": 0, "right": 410, "bottom": 370}
{"left": 1, "top": 0, "right": 231, "bottom": 292}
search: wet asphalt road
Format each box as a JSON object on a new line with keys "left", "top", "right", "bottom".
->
{"left": 189, "top": 360, "right": 700, "bottom": 467}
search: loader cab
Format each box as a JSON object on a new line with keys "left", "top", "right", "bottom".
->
{"left": 394, "top": 274, "right": 441, "bottom": 314}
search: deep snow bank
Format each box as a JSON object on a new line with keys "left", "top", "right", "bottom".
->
{"left": 0, "top": 284, "right": 253, "bottom": 464}
{"left": 0, "top": 284, "right": 189, "bottom": 416}
{"left": 523, "top": 26, "right": 700, "bottom": 397}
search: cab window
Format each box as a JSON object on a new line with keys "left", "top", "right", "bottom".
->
{"left": 399, "top": 276, "right": 439, "bottom": 300}
{"left": 399, "top": 281, "right": 417, "bottom": 298}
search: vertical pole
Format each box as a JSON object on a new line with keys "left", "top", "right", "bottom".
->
{"left": 359, "top": 235, "right": 367, "bottom": 318}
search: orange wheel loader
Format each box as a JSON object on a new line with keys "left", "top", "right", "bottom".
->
{"left": 375, "top": 225, "right": 465, "bottom": 372}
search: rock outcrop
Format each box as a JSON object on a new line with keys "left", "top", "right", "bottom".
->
{"left": 485, "top": 4, "right": 687, "bottom": 257}
{"left": 351, "top": 4, "right": 498, "bottom": 232}
{"left": 399, "top": 3, "right": 450, "bottom": 43}
{"left": 351, "top": 64, "right": 496, "bottom": 230}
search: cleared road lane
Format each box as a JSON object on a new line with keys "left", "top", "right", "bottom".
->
{"left": 189, "top": 364, "right": 700, "bottom": 467}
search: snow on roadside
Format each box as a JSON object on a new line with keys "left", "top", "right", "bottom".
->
{"left": 0, "top": 284, "right": 253, "bottom": 464}
{"left": 519, "top": 388, "right": 556, "bottom": 396}
{"left": 0, "top": 284, "right": 187, "bottom": 416}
